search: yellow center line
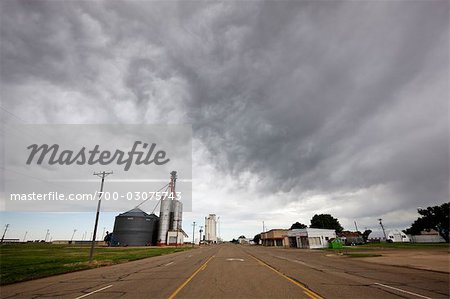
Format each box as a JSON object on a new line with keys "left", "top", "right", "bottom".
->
{"left": 167, "top": 255, "right": 215, "bottom": 299}
{"left": 251, "top": 255, "right": 324, "bottom": 299}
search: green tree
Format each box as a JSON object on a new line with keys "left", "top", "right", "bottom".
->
{"left": 362, "top": 229, "right": 372, "bottom": 243}
{"left": 405, "top": 202, "right": 449, "bottom": 243}
{"left": 290, "top": 222, "right": 307, "bottom": 229}
{"left": 310, "top": 214, "right": 343, "bottom": 233}
{"left": 253, "top": 234, "right": 261, "bottom": 244}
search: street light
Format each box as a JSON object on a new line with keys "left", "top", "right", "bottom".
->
{"left": 199, "top": 226, "right": 203, "bottom": 246}
{"left": 192, "top": 222, "right": 196, "bottom": 247}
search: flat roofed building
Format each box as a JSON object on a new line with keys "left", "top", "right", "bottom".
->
{"left": 260, "top": 229, "right": 289, "bottom": 247}
{"left": 288, "top": 228, "right": 336, "bottom": 249}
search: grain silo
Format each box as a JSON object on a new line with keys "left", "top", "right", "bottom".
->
{"left": 172, "top": 200, "right": 183, "bottom": 230}
{"left": 157, "top": 197, "right": 171, "bottom": 245}
{"left": 112, "top": 208, "right": 159, "bottom": 246}
{"left": 158, "top": 171, "right": 182, "bottom": 245}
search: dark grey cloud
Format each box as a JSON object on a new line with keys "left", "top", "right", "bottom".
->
{"left": 1, "top": 1, "right": 448, "bottom": 233}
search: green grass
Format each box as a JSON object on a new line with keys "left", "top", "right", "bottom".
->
{"left": 343, "top": 253, "right": 383, "bottom": 258}
{"left": 323, "top": 242, "right": 449, "bottom": 251}
{"left": 354, "top": 242, "right": 449, "bottom": 250}
{"left": 0, "top": 243, "right": 192, "bottom": 285}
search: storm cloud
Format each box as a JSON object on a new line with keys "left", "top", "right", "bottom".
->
{"left": 1, "top": 1, "right": 448, "bottom": 238}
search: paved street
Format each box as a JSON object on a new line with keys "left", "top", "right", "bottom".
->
{"left": 1, "top": 244, "right": 448, "bottom": 299}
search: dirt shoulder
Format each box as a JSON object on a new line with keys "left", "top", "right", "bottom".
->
{"left": 349, "top": 248, "right": 449, "bottom": 273}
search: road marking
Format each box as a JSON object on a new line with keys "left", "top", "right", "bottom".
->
{"left": 165, "top": 261, "right": 174, "bottom": 266}
{"left": 251, "top": 255, "right": 323, "bottom": 299}
{"left": 168, "top": 255, "right": 214, "bottom": 299}
{"left": 374, "top": 283, "right": 432, "bottom": 299}
{"left": 226, "top": 258, "right": 244, "bottom": 261}
{"left": 273, "top": 255, "right": 312, "bottom": 267}
{"left": 272, "top": 255, "right": 432, "bottom": 299}
{"left": 74, "top": 285, "right": 113, "bottom": 299}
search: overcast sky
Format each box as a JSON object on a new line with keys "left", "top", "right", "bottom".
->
{"left": 1, "top": 1, "right": 448, "bottom": 241}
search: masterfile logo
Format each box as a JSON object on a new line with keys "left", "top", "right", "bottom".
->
{"left": 3, "top": 124, "right": 192, "bottom": 212}
{"left": 26, "top": 141, "right": 170, "bottom": 171}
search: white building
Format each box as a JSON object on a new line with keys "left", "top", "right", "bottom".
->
{"left": 238, "top": 236, "right": 251, "bottom": 245}
{"left": 204, "top": 214, "right": 217, "bottom": 243}
{"left": 386, "top": 230, "right": 410, "bottom": 243}
{"left": 408, "top": 229, "right": 445, "bottom": 243}
{"left": 287, "top": 228, "right": 336, "bottom": 249}
{"left": 167, "top": 230, "right": 188, "bottom": 245}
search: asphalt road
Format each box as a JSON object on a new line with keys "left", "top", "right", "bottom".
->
{"left": 1, "top": 244, "right": 448, "bottom": 299}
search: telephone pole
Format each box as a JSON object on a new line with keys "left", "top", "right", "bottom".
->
{"left": 1, "top": 224, "right": 10, "bottom": 244}
{"left": 192, "top": 222, "right": 196, "bottom": 247}
{"left": 176, "top": 219, "right": 180, "bottom": 248}
{"left": 217, "top": 216, "right": 220, "bottom": 242}
{"left": 89, "top": 171, "right": 113, "bottom": 263}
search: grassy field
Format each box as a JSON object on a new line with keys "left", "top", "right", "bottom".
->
{"left": 324, "top": 242, "right": 449, "bottom": 252}
{"left": 0, "top": 243, "right": 192, "bottom": 285}
{"left": 343, "top": 253, "right": 383, "bottom": 258}
{"left": 354, "top": 242, "right": 449, "bottom": 250}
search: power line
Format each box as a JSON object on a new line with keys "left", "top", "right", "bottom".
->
{"left": 150, "top": 186, "right": 171, "bottom": 214}
{"left": 134, "top": 183, "right": 170, "bottom": 210}
{"left": 0, "top": 106, "right": 28, "bottom": 123}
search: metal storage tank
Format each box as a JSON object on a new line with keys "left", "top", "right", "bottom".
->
{"left": 112, "top": 208, "right": 159, "bottom": 246}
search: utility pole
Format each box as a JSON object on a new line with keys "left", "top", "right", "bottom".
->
{"left": 70, "top": 229, "right": 77, "bottom": 243}
{"left": 23, "top": 231, "right": 27, "bottom": 242}
{"left": 217, "top": 216, "right": 220, "bottom": 243}
{"left": 89, "top": 171, "right": 113, "bottom": 263}
{"left": 1, "top": 224, "right": 10, "bottom": 244}
{"left": 205, "top": 217, "right": 208, "bottom": 243}
{"left": 192, "top": 222, "right": 196, "bottom": 247}
{"left": 176, "top": 219, "right": 180, "bottom": 248}
{"left": 199, "top": 226, "right": 203, "bottom": 246}
{"left": 378, "top": 218, "right": 387, "bottom": 241}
